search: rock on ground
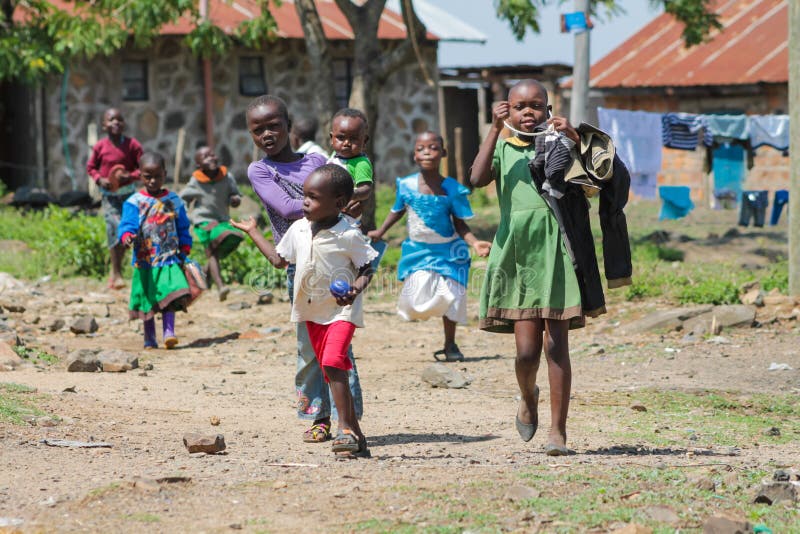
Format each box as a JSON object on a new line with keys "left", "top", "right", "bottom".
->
{"left": 683, "top": 305, "right": 756, "bottom": 336}
{"left": 0, "top": 341, "right": 24, "bottom": 371}
{"left": 702, "top": 514, "right": 751, "bottom": 534}
{"left": 182, "top": 433, "right": 226, "bottom": 454}
{"left": 619, "top": 306, "right": 712, "bottom": 334}
{"left": 421, "top": 364, "right": 470, "bottom": 389}
{"left": 70, "top": 316, "right": 98, "bottom": 335}
{"left": 65, "top": 349, "right": 101, "bottom": 372}
{"left": 752, "top": 481, "right": 798, "bottom": 505}
{"left": 97, "top": 350, "right": 139, "bottom": 372}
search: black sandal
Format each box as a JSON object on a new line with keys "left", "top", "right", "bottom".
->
{"left": 433, "top": 345, "right": 465, "bottom": 362}
{"left": 332, "top": 430, "right": 370, "bottom": 458}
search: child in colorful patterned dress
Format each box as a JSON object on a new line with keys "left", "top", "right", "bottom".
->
{"left": 179, "top": 146, "right": 243, "bottom": 301}
{"left": 118, "top": 152, "right": 193, "bottom": 350}
{"left": 470, "top": 79, "right": 581, "bottom": 455}
{"left": 368, "top": 132, "right": 491, "bottom": 362}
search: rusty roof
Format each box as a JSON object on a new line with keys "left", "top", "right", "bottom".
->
{"left": 589, "top": 0, "right": 787, "bottom": 88}
{"left": 36, "top": 0, "right": 439, "bottom": 41}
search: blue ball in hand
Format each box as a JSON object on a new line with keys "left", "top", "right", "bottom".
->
{"left": 330, "top": 279, "right": 351, "bottom": 298}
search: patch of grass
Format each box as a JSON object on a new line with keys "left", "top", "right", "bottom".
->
{"left": 12, "top": 346, "right": 59, "bottom": 365}
{"left": 760, "top": 260, "right": 788, "bottom": 294}
{"left": 675, "top": 277, "right": 740, "bottom": 305}
{"left": 0, "top": 382, "right": 45, "bottom": 424}
{"left": 585, "top": 389, "right": 799, "bottom": 448}
{"left": 123, "top": 513, "right": 160, "bottom": 523}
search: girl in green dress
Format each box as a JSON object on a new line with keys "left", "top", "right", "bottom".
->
{"left": 470, "top": 80, "right": 581, "bottom": 456}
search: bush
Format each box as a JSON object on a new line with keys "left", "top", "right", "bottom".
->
{"left": 676, "top": 277, "right": 740, "bottom": 305}
{"left": 761, "top": 260, "right": 788, "bottom": 294}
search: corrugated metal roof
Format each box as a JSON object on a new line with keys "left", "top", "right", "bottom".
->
{"left": 589, "top": 0, "right": 788, "bottom": 88}
{"left": 37, "top": 0, "right": 439, "bottom": 41}
{"left": 386, "top": 0, "right": 485, "bottom": 42}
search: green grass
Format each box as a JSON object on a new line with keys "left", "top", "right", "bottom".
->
{"left": 0, "top": 382, "right": 45, "bottom": 424}
{"left": 123, "top": 513, "right": 160, "bottom": 523}
{"left": 13, "top": 346, "right": 59, "bottom": 365}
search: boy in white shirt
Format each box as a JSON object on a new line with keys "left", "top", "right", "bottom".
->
{"left": 231, "top": 164, "right": 376, "bottom": 457}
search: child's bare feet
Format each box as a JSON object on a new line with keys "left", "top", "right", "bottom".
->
{"left": 108, "top": 276, "right": 126, "bottom": 290}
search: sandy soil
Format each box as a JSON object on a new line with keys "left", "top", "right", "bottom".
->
{"left": 1, "top": 261, "right": 798, "bottom": 533}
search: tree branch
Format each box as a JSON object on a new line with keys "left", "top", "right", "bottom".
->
{"left": 333, "top": 0, "right": 359, "bottom": 23}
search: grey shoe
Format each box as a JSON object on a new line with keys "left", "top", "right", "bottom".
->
{"left": 515, "top": 385, "right": 540, "bottom": 442}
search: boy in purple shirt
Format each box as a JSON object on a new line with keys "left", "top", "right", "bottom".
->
{"left": 245, "top": 95, "right": 363, "bottom": 444}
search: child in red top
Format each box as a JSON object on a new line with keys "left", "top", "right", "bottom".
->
{"left": 86, "top": 107, "right": 144, "bottom": 290}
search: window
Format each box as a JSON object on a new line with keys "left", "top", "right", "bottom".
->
{"left": 239, "top": 57, "right": 267, "bottom": 96}
{"left": 121, "top": 60, "right": 148, "bottom": 101}
{"left": 333, "top": 58, "right": 353, "bottom": 109}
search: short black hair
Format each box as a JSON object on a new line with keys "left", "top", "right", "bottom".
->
{"left": 140, "top": 152, "right": 166, "bottom": 169}
{"left": 246, "top": 95, "right": 290, "bottom": 123}
{"left": 311, "top": 164, "right": 354, "bottom": 201}
{"left": 508, "top": 79, "right": 549, "bottom": 103}
{"left": 293, "top": 116, "right": 318, "bottom": 142}
{"left": 417, "top": 131, "right": 445, "bottom": 148}
{"left": 332, "top": 108, "right": 368, "bottom": 130}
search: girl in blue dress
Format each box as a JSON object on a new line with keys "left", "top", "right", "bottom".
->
{"left": 369, "top": 132, "right": 491, "bottom": 362}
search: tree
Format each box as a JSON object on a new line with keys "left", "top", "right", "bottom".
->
{"left": 0, "top": 0, "right": 279, "bottom": 83}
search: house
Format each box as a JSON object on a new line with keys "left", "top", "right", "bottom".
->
{"left": 0, "top": 0, "right": 482, "bottom": 196}
{"left": 577, "top": 0, "right": 789, "bottom": 201}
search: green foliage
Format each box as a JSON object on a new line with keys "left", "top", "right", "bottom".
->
{"left": 0, "top": 382, "right": 45, "bottom": 425}
{"left": 675, "top": 276, "right": 739, "bottom": 305}
{"left": 760, "top": 260, "right": 788, "bottom": 294}
{"left": 0, "top": 205, "right": 107, "bottom": 279}
{"left": 1, "top": 0, "right": 279, "bottom": 83}
{"left": 659, "top": 0, "right": 723, "bottom": 46}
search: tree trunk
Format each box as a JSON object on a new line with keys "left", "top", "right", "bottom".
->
{"left": 294, "top": 0, "right": 338, "bottom": 149}
{"left": 789, "top": 0, "right": 799, "bottom": 295}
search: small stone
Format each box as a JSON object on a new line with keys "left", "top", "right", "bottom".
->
{"left": 421, "top": 364, "right": 470, "bottom": 389}
{"left": 0, "top": 341, "right": 24, "bottom": 371}
{"left": 46, "top": 318, "right": 65, "bottom": 332}
{"left": 97, "top": 349, "right": 138, "bottom": 372}
{"left": 182, "top": 433, "right": 226, "bottom": 454}
{"left": 630, "top": 404, "right": 647, "bottom": 412}
{"left": 272, "top": 480, "right": 287, "bottom": 489}
{"left": 643, "top": 505, "right": 679, "bottom": 525}
{"left": 773, "top": 469, "right": 790, "bottom": 482}
{"left": 210, "top": 416, "right": 221, "bottom": 426}
{"left": 69, "top": 316, "right": 98, "bottom": 335}
{"left": 227, "top": 302, "right": 251, "bottom": 311}
{"left": 143, "top": 363, "right": 154, "bottom": 371}
{"left": 702, "top": 513, "right": 751, "bottom": 534}
{"left": 706, "top": 335, "right": 731, "bottom": 345}
{"left": 239, "top": 330, "right": 263, "bottom": 340}
{"left": 739, "top": 288, "right": 763, "bottom": 307}
{"left": 690, "top": 475, "right": 716, "bottom": 492}
{"left": 505, "top": 485, "right": 539, "bottom": 501}
{"left": 257, "top": 292, "right": 274, "bottom": 305}
{"left": 753, "top": 481, "right": 798, "bottom": 505}
{"left": 65, "top": 349, "right": 101, "bottom": 372}
{"left": 764, "top": 426, "right": 781, "bottom": 437}
{"left": 34, "top": 416, "right": 59, "bottom": 427}
{"left": 0, "top": 301, "right": 25, "bottom": 313}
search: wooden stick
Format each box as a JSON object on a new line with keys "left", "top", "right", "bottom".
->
{"left": 454, "top": 126, "right": 465, "bottom": 185}
{"left": 173, "top": 128, "right": 186, "bottom": 188}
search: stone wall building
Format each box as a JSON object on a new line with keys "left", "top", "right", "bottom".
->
{"left": 571, "top": 0, "right": 789, "bottom": 205}
{"left": 3, "top": 1, "right": 465, "bottom": 196}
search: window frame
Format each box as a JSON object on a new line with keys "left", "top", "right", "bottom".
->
{"left": 239, "top": 56, "right": 268, "bottom": 97}
{"left": 121, "top": 59, "right": 149, "bottom": 102}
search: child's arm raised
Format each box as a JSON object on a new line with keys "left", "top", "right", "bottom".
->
{"left": 470, "top": 101, "right": 508, "bottom": 189}
{"left": 230, "top": 217, "right": 288, "bottom": 269}
{"left": 367, "top": 208, "right": 405, "bottom": 242}
{"left": 453, "top": 217, "right": 491, "bottom": 257}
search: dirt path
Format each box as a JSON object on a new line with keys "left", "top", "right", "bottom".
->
{"left": 1, "top": 277, "right": 799, "bottom": 532}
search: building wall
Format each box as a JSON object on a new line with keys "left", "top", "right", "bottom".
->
{"left": 600, "top": 85, "right": 789, "bottom": 203}
{"left": 43, "top": 37, "right": 438, "bottom": 195}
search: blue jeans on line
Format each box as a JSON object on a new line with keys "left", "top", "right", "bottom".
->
{"left": 770, "top": 190, "right": 788, "bottom": 225}
{"left": 287, "top": 264, "right": 363, "bottom": 421}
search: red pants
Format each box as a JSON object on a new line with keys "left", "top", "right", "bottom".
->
{"left": 305, "top": 321, "right": 356, "bottom": 382}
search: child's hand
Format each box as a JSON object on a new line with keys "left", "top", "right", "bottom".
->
{"left": 548, "top": 116, "right": 579, "bottom": 144}
{"left": 492, "top": 101, "right": 510, "bottom": 129}
{"left": 121, "top": 234, "right": 135, "bottom": 247}
{"left": 334, "top": 288, "right": 360, "bottom": 307}
{"left": 230, "top": 216, "right": 257, "bottom": 235}
{"left": 96, "top": 177, "right": 113, "bottom": 190}
{"left": 343, "top": 200, "right": 363, "bottom": 219}
{"left": 472, "top": 240, "right": 492, "bottom": 257}
{"left": 230, "top": 195, "right": 241, "bottom": 208}
{"left": 366, "top": 230, "right": 383, "bottom": 242}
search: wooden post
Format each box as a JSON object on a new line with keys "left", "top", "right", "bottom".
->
{"left": 789, "top": 0, "right": 799, "bottom": 295}
{"left": 454, "top": 126, "right": 464, "bottom": 185}
{"left": 173, "top": 128, "right": 186, "bottom": 188}
{"left": 437, "top": 84, "right": 449, "bottom": 177}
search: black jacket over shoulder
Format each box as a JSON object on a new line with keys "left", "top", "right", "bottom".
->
{"left": 528, "top": 125, "right": 632, "bottom": 319}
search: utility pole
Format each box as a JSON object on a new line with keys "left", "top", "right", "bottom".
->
{"left": 790, "top": 0, "right": 799, "bottom": 295}
{"left": 570, "top": 0, "right": 590, "bottom": 125}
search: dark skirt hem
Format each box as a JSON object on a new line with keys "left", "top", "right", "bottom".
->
{"left": 479, "top": 305, "right": 585, "bottom": 333}
{"left": 128, "top": 288, "right": 191, "bottom": 320}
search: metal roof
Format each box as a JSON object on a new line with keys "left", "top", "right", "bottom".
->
{"left": 39, "top": 0, "right": 439, "bottom": 41}
{"left": 386, "top": 0, "right": 486, "bottom": 43}
{"left": 589, "top": 0, "right": 788, "bottom": 89}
